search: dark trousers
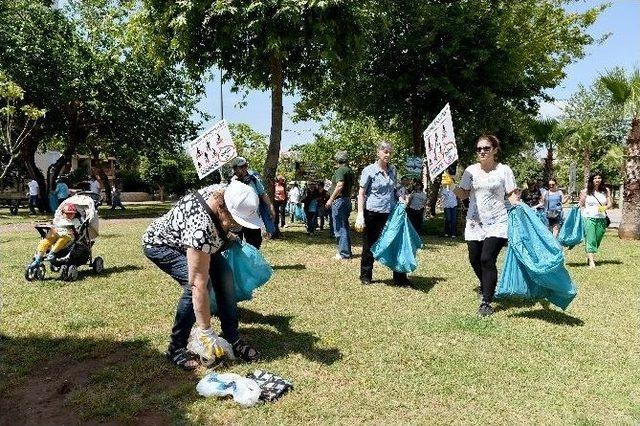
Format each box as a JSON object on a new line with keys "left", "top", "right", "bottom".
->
{"left": 407, "top": 208, "right": 424, "bottom": 234}
{"left": 444, "top": 207, "right": 457, "bottom": 236}
{"left": 360, "top": 209, "right": 407, "bottom": 283}
{"left": 111, "top": 198, "right": 125, "bottom": 210}
{"left": 305, "top": 210, "right": 317, "bottom": 233}
{"left": 143, "top": 245, "right": 239, "bottom": 350}
{"left": 467, "top": 237, "right": 507, "bottom": 303}
{"left": 240, "top": 226, "right": 262, "bottom": 249}
{"left": 274, "top": 200, "right": 286, "bottom": 228}
{"left": 29, "top": 195, "right": 38, "bottom": 214}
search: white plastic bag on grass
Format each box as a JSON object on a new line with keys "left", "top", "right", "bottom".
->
{"left": 196, "top": 372, "right": 261, "bottom": 407}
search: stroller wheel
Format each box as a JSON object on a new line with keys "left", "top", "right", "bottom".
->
{"left": 67, "top": 265, "right": 79, "bottom": 282}
{"left": 36, "top": 265, "right": 46, "bottom": 280}
{"left": 25, "top": 266, "right": 37, "bottom": 282}
{"left": 59, "top": 265, "right": 68, "bottom": 281}
{"left": 50, "top": 264, "right": 60, "bottom": 273}
{"left": 92, "top": 257, "right": 104, "bottom": 273}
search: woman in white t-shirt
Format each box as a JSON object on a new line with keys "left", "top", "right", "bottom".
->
{"left": 579, "top": 172, "right": 612, "bottom": 268}
{"left": 454, "top": 135, "right": 520, "bottom": 317}
{"left": 407, "top": 181, "right": 428, "bottom": 233}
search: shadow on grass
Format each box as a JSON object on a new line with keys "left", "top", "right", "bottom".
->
{"left": 238, "top": 308, "right": 342, "bottom": 365}
{"left": 378, "top": 276, "right": 444, "bottom": 293}
{"left": 78, "top": 264, "right": 144, "bottom": 279}
{"left": 566, "top": 259, "right": 623, "bottom": 267}
{"left": 0, "top": 335, "right": 194, "bottom": 424}
{"left": 507, "top": 308, "right": 585, "bottom": 326}
{"left": 272, "top": 264, "right": 306, "bottom": 270}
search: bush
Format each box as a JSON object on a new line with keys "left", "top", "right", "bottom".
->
{"left": 119, "top": 169, "right": 148, "bottom": 192}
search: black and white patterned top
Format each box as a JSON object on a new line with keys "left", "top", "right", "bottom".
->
{"left": 142, "top": 185, "right": 225, "bottom": 254}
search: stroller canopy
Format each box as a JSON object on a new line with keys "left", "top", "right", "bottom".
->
{"left": 56, "top": 194, "right": 99, "bottom": 240}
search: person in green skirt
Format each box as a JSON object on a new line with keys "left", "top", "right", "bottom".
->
{"left": 579, "top": 172, "right": 612, "bottom": 268}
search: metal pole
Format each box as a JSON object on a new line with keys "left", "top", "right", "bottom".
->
{"left": 220, "top": 69, "right": 224, "bottom": 120}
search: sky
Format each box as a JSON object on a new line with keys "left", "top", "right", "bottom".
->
{"left": 195, "top": 0, "right": 640, "bottom": 148}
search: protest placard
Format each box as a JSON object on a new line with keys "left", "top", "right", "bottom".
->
{"left": 423, "top": 103, "right": 458, "bottom": 182}
{"left": 188, "top": 120, "right": 237, "bottom": 179}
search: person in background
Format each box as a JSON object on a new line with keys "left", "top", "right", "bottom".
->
{"left": 54, "top": 177, "right": 70, "bottom": 205}
{"left": 273, "top": 176, "right": 287, "bottom": 238}
{"left": 398, "top": 175, "right": 412, "bottom": 202}
{"left": 111, "top": 182, "right": 126, "bottom": 210}
{"left": 326, "top": 151, "right": 354, "bottom": 260}
{"left": 439, "top": 184, "right": 458, "bottom": 238}
{"left": 27, "top": 178, "right": 39, "bottom": 215}
{"left": 454, "top": 134, "right": 519, "bottom": 317}
{"left": 356, "top": 141, "right": 411, "bottom": 286}
{"left": 536, "top": 178, "right": 570, "bottom": 237}
{"left": 287, "top": 182, "right": 301, "bottom": 225}
{"left": 316, "top": 183, "right": 329, "bottom": 231}
{"left": 302, "top": 181, "right": 320, "bottom": 235}
{"left": 407, "top": 181, "right": 428, "bottom": 234}
{"left": 579, "top": 172, "right": 612, "bottom": 268}
{"left": 89, "top": 175, "right": 101, "bottom": 196}
{"left": 230, "top": 156, "right": 275, "bottom": 249}
{"left": 521, "top": 181, "right": 542, "bottom": 209}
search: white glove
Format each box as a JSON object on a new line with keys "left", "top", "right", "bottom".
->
{"left": 355, "top": 212, "right": 365, "bottom": 232}
{"left": 187, "top": 326, "right": 226, "bottom": 367}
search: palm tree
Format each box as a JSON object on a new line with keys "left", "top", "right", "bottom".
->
{"left": 600, "top": 68, "right": 640, "bottom": 240}
{"left": 530, "top": 118, "right": 558, "bottom": 182}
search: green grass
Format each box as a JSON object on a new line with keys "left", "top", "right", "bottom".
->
{"left": 1, "top": 219, "right": 638, "bottom": 424}
{"left": 0, "top": 202, "right": 172, "bottom": 225}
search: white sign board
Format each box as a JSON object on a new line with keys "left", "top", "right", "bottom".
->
{"left": 188, "top": 120, "right": 237, "bottom": 179}
{"left": 405, "top": 156, "right": 424, "bottom": 178}
{"left": 423, "top": 103, "right": 458, "bottom": 182}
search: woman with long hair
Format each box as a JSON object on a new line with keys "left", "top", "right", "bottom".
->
{"left": 454, "top": 135, "right": 520, "bottom": 316}
{"left": 579, "top": 172, "right": 612, "bottom": 268}
{"left": 535, "top": 178, "right": 570, "bottom": 237}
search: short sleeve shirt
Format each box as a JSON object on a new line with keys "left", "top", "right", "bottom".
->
{"left": 583, "top": 191, "right": 607, "bottom": 218}
{"left": 332, "top": 166, "right": 354, "bottom": 197}
{"left": 459, "top": 163, "right": 517, "bottom": 241}
{"left": 359, "top": 163, "right": 399, "bottom": 213}
{"left": 142, "top": 185, "right": 225, "bottom": 254}
{"left": 28, "top": 180, "right": 39, "bottom": 196}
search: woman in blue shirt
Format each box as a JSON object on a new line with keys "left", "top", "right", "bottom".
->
{"left": 535, "top": 178, "right": 570, "bottom": 237}
{"left": 356, "top": 141, "right": 410, "bottom": 286}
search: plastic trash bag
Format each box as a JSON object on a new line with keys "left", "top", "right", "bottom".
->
{"left": 259, "top": 200, "right": 276, "bottom": 235}
{"left": 557, "top": 206, "right": 584, "bottom": 249}
{"left": 496, "top": 204, "right": 577, "bottom": 310}
{"left": 209, "top": 242, "right": 273, "bottom": 313}
{"left": 536, "top": 209, "right": 549, "bottom": 226}
{"left": 371, "top": 203, "right": 423, "bottom": 273}
{"left": 246, "top": 369, "right": 294, "bottom": 402}
{"left": 294, "top": 204, "right": 306, "bottom": 222}
{"left": 196, "top": 373, "right": 261, "bottom": 407}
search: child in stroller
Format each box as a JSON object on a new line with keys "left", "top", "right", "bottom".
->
{"left": 26, "top": 194, "right": 103, "bottom": 282}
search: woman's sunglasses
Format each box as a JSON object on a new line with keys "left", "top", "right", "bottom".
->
{"left": 476, "top": 146, "right": 493, "bottom": 153}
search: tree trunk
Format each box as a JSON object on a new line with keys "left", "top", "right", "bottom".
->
{"left": 262, "top": 54, "right": 283, "bottom": 202}
{"left": 51, "top": 104, "right": 86, "bottom": 185}
{"left": 88, "top": 143, "right": 112, "bottom": 205}
{"left": 20, "top": 134, "right": 47, "bottom": 212}
{"left": 411, "top": 105, "right": 424, "bottom": 156}
{"left": 428, "top": 173, "right": 442, "bottom": 217}
{"left": 618, "top": 117, "right": 640, "bottom": 240}
{"left": 158, "top": 185, "right": 165, "bottom": 202}
{"left": 582, "top": 148, "right": 590, "bottom": 190}
{"left": 544, "top": 142, "right": 553, "bottom": 182}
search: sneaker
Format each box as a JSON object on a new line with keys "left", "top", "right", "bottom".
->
{"left": 360, "top": 277, "right": 372, "bottom": 285}
{"left": 477, "top": 302, "right": 494, "bottom": 317}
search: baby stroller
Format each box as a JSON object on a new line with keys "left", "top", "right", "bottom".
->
{"left": 25, "top": 194, "right": 103, "bottom": 282}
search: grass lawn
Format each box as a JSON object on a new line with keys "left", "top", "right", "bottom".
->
{"left": 0, "top": 202, "right": 173, "bottom": 226}
{"left": 1, "top": 218, "right": 638, "bottom": 424}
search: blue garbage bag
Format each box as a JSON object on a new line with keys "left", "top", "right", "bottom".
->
{"left": 209, "top": 242, "right": 273, "bottom": 313}
{"left": 259, "top": 200, "right": 277, "bottom": 235}
{"left": 371, "top": 204, "right": 423, "bottom": 273}
{"left": 496, "top": 204, "right": 577, "bottom": 310}
{"left": 48, "top": 192, "right": 59, "bottom": 213}
{"left": 294, "top": 205, "right": 306, "bottom": 222}
{"left": 557, "top": 206, "right": 584, "bottom": 249}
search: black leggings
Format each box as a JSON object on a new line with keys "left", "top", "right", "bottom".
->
{"left": 467, "top": 237, "right": 507, "bottom": 303}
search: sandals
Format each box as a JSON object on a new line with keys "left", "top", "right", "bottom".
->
{"left": 166, "top": 347, "right": 199, "bottom": 371}
{"left": 232, "top": 338, "right": 260, "bottom": 362}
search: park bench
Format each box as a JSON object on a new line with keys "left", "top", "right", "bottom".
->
{"left": 0, "top": 191, "right": 29, "bottom": 215}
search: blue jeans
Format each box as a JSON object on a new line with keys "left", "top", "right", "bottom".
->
{"left": 444, "top": 207, "right": 457, "bottom": 236}
{"left": 29, "top": 195, "right": 38, "bottom": 214}
{"left": 332, "top": 197, "right": 352, "bottom": 258}
{"left": 143, "top": 245, "right": 239, "bottom": 349}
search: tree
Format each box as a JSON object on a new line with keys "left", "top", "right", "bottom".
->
{"left": 297, "top": 0, "right": 604, "bottom": 169}
{"left": 0, "top": 72, "right": 46, "bottom": 182}
{"left": 530, "top": 118, "right": 558, "bottom": 182}
{"left": 600, "top": 68, "right": 640, "bottom": 239}
{"left": 229, "top": 123, "right": 268, "bottom": 174}
{"left": 141, "top": 0, "right": 363, "bottom": 200}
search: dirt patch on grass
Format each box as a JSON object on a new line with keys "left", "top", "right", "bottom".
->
{"left": 0, "top": 352, "right": 172, "bottom": 425}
